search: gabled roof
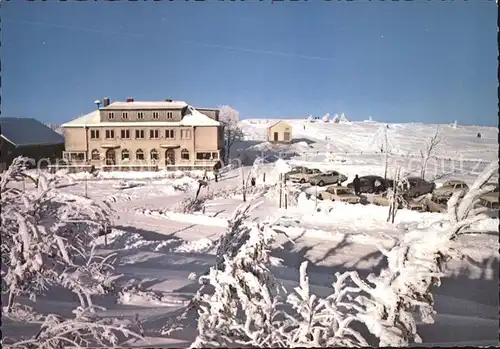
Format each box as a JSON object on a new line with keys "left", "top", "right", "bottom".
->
{"left": 180, "top": 106, "right": 220, "bottom": 126}
{"left": 61, "top": 110, "right": 101, "bottom": 127}
{"left": 268, "top": 120, "right": 292, "bottom": 130}
{"left": 0, "top": 117, "right": 65, "bottom": 147}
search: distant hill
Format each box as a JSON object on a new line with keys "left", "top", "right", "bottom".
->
{"left": 45, "top": 123, "right": 64, "bottom": 135}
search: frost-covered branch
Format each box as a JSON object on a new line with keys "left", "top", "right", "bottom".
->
{"left": 1, "top": 157, "right": 114, "bottom": 313}
{"left": 3, "top": 306, "right": 145, "bottom": 349}
{"left": 419, "top": 127, "right": 441, "bottom": 180}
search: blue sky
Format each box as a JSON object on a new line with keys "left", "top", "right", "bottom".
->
{"left": 2, "top": 1, "right": 497, "bottom": 126}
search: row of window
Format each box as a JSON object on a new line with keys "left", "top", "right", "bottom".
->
{"left": 90, "top": 149, "right": 219, "bottom": 161}
{"left": 107, "top": 111, "right": 174, "bottom": 120}
{"left": 90, "top": 129, "right": 191, "bottom": 140}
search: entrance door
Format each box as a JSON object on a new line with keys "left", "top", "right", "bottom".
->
{"left": 165, "top": 149, "right": 175, "bottom": 166}
{"left": 105, "top": 149, "right": 116, "bottom": 165}
{"left": 273, "top": 132, "right": 279, "bottom": 142}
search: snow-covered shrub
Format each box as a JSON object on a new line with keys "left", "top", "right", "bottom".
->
{"left": 3, "top": 306, "right": 145, "bottom": 349}
{"left": 174, "top": 187, "right": 215, "bottom": 213}
{"left": 0, "top": 157, "right": 114, "bottom": 312}
{"left": 59, "top": 245, "right": 122, "bottom": 311}
{"left": 1, "top": 157, "right": 144, "bottom": 347}
{"left": 189, "top": 202, "right": 288, "bottom": 348}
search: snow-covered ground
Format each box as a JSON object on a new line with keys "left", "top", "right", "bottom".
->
{"left": 2, "top": 120, "right": 498, "bottom": 347}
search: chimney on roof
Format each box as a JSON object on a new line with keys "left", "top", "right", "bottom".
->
{"left": 165, "top": 99, "right": 173, "bottom": 102}
{"left": 126, "top": 98, "right": 134, "bottom": 103}
{"left": 103, "top": 97, "right": 110, "bottom": 107}
{"left": 94, "top": 99, "right": 101, "bottom": 109}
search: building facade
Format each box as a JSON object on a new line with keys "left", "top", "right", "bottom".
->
{"left": 61, "top": 98, "right": 224, "bottom": 171}
{"left": 267, "top": 120, "right": 292, "bottom": 144}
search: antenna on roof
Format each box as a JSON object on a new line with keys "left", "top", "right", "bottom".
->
{"left": 94, "top": 99, "right": 101, "bottom": 109}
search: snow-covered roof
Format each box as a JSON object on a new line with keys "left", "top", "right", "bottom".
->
{"left": 61, "top": 110, "right": 101, "bottom": 127}
{"left": 180, "top": 106, "right": 220, "bottom": 126}
{"left": 268, "top": 120, "right": 292, "bottom": 130}
{"left": 102, "top": 101, "right": 188, "bottom": 110}
{"left": 62, "top": 106, "right": 220, "bottom": 128}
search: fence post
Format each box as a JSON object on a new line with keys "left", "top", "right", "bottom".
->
{"left": 279, "top": 174, "right": 282, "bottom": 208}
{"left": 84, "top": 176, "right": 88, "bottom": 198}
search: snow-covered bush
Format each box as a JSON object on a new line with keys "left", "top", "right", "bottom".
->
{"left": 1, "top": 157, "right": 144, "bottom": 347}
{"left": 1, "top": 158, "right": 114, "bottom": 312}
{"left": 59, "top": 245, "right": 122, "bottom": 311}
{"left": 3, "top": 306, "right": 144, "bottom": 349}
{"left": 187, "top": 203, "right": 288, "bottom": 348}
{"left": 331, "top": 113, "right": 350, "bottom": 124}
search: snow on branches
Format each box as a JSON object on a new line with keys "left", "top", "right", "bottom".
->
{"left": 419, "top": 126, "right": 441, "bottom": 180}
{"left": 218, "top": 105, "right": 244, "bottom": 163}
{"left": 190, "top": 202, "right": 287, "bottom": 348}
{"left": 3, "top": 306, "right": 145, "bottom": 349}
{"left": 1, "top": 157, "right": 114, "bottom": 312}
{"left": 187, "top": 203, "right": 372, "bottom": 348}
{"left": 1, "top": 157, "right": 144, "bottom": 347}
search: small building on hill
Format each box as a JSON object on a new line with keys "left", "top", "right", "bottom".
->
{"left": 267, "top": 120, "right": 292, "bottom": 144}
{"left": 0, "top": 117, "right": 65, "bottom": 171}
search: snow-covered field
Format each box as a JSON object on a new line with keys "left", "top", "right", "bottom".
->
{"left": 2, "top": 120, "right": 498, "bottom": 348}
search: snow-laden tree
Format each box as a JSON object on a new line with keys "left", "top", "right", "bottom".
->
{"left": 218, "top": 105, "right": 244, "bottom": 163}
{"left": 420, "top": 126, "right": 441, "bottom": 180}
{"left": 321, "top": 113, "right": 331, "bottom": 123}
{"left": 331, "top": 113, "right": 350, "bottom": 124}
{"left": 1, "top": 157, "right": 114, "bottom": 311}
{"left": 306, "top": 115, "right": 314, "bottom": 123}
{"left": 1, "top": 157, "right": 144, "bottom": 347}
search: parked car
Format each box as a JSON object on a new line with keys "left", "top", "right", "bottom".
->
{"left": 288, "top": 168, "right": 323, "bottom": 183}
{"left": 372, "top": 194, "right": 403, "bottom": 208}
{"left": 285, "top": 166, "right": 308, "bottom": 180}
{"left": 432, "top": 180, "right": 469, "bottom": 204}
{"left": 372, "top": 193, "right": 427, "bottom": 211}
{"left": 479, "top": 183, "right": 499, "bottom": 209}
{"left": 479, "top": 194, "right": 499, "bottom": 209}
{"left": 309, "top": 170, "right": 348, "bottom": 186}
{"left": 317, "top": 186, "right": 360, "bottom": 204}
{"left": 482, "top": 182, "right": 499, "bottom": 194}
{"left": 346, "top": 175, "right": 389, "bottom": 194}
{"left": 400, "top": 177, "right": 436, "bottom": 199}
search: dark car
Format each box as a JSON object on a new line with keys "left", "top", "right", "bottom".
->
{"left": 400, "top": 177, "right": 436, "bottom": 198}
{"left": 347, "top": 175, "right": 389, "bottom": 194}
